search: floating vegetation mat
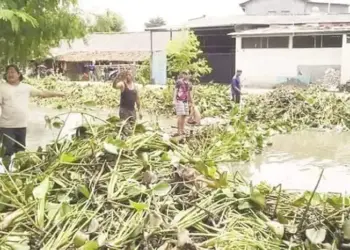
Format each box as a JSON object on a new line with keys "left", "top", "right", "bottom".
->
{"left": 1, "top": 116, "right": 350, "bottom": 250}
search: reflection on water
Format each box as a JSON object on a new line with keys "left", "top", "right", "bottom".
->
{"left": 26, "top": 105, "right": 174, "bottom": 150}
{"left": 229, "top": 130, "right": 350, "bottom": 193}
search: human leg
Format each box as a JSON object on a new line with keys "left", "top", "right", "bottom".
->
{"left": 14, "top": 128, "right": 26, "bottom": 153}
{"left": 0, "top": 128, "right": 16, "bottom": 156}
{"left": 175, "top": 101, "right": 189, "bottom": 135}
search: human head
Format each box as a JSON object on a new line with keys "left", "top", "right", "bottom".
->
{"left": 236, "top": 70, "right": 242, "bottom": 77}
{"left": 181, "top": 71, "right": 190, "bottom": 80}
{"left": 4, "top": 65, "right": 23, "bottom": 84}
{"left": 125, "top": 69, "right": 133, "bottom": 82}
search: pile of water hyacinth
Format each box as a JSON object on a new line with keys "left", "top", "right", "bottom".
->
{"left": 1, "top": 115, "right": 350, "bottom": 250}
{"left": 244, "top": 86, "right": 350, "bottom": 131}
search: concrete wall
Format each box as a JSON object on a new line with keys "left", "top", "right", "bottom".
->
{"left": 305, "top": 3, "right": 349, "bottom": 14}
{"left": 243, "top": 0, "right": 305, "bottom": 15}
{"left": 341, "top": 34, "right": 350, "bottom": 84}
{"left": 236, "top": 37, "right": 342, "bottom": 87}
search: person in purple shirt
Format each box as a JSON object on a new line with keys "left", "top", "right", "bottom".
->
{"left": 231, "top": 69, "right": 242, "bottom": 104}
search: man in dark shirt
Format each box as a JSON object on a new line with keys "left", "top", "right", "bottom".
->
{"left": 231, "top": 70, "right": 242, "bottom": 104}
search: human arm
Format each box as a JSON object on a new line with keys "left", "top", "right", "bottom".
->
{"left": 112, "top": 79, "right": 124, "bottom": 90}
{"left": 173, "top": 81, "right": 180, "bottom": 105}
{"left": 135, "top": 86, "right": 142, "bottom": 119}
{"left": 30, "top": 87, "right": 65, "bottom": 98}
{"left": 188, "top": 83, "right": 193, "bottom": 106}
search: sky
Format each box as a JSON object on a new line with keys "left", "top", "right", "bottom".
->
{"left": 78, "top": 0, "right": 244, "bottom": 31}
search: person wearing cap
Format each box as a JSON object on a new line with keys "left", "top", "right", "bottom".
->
{"left": 0, "top": 64, "right": 66, "bottom": 156}
{"left": 231, "top": 70, "right": 242, "bottom": 104}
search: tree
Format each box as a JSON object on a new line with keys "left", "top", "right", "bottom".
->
{"left": 0, "top": 0, "right": 87, "bottom": 64}
{"left": 90, "top": 10, "right": 124, "bottom": 32}
{"left": 145, "top": 17, "right": 166, "bottom": 28}
{"left": 167, "top": 31, "right": 211, "bottom": 83}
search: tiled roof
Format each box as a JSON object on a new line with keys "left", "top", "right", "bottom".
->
{"left": 56, "top": 51, "right": 150, "bottom": 62}
{"left": 50, "top": 31, "right": 183, "bottom": 58}
{"left": 240, "top": 0, "right": 350, "bottom": 6}
{"left": 152, "top": 14, "right": 350, "bottom": 30}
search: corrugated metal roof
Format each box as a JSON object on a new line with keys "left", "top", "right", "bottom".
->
{"left": 229, "top": 24, "right": 350, "bottom": 36}
{"left": 150, "top": 14, "right": 350, "bottom": 30}
{"left": 50, "top": 31, "right": 184, "bottom": 57}
{"left": 240, "top": 0, "right": 350, "bottom": 6}
{"left": 56, "top": 51, "right": 150, "bottom": 62}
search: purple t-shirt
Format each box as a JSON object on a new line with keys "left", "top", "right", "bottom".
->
{"left": 176, "top": 79, "right": 192, "bottom": 101}
{"left": 231, "top": 76, "right": 240, "bottom": 95}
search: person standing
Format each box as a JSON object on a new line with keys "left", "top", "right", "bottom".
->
{"left": 173, "top": 71, "right": 192, "bottom": 136}
{"left": 113, "top": 69, "right": 142, "bottom": 122}
{"left": 0, "top": 65, "right": 66, "bottom": 156}
{"left": 231, "top": 70, "right": 242, "bottom": 104}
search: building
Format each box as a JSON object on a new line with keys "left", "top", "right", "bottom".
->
{"left": 49, "top": 31, "right": 181, "bottom": 81}
{"left": 239, "top": 0, "right": 350, "bottom": 15}
{"left": 157, "top": 14, "right": 350, "bottom": 84}
{"left": 230, "top": 24, "right": 350, "bottom": 87}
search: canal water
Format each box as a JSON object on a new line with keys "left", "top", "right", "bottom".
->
{"left": 25, "top": 104, "right": 350, "bottom": 193}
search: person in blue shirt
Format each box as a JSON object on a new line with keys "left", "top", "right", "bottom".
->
{"left": 231, "top": 70, "right": 242, "bottom": 104}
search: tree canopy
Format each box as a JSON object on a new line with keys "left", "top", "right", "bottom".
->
{"left": 0, "top": 0, "right": 87, "bottom": 64}
{"left": 90, "top": 10, "right": 124, "bottom": 33}
{"left": 145, "top": 17, "right": 166, "bottom": 28}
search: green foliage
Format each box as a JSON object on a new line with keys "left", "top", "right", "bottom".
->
{"left": 135, "top": 60, "right": 150, "bottom": 86}
{"left": 167, "top": 30, "right": 212, "bottom": 83}
{"left": 135, "top": 31, "right": 211, "bottom": 85}
{"left": 90, "top": 10, "right": 124, "bottom": 32}
{"left": 0, "top": 0, "right": 87, "bottom": 63}
{"left": 144, "top": 16, "right": 166, "bottom": 28}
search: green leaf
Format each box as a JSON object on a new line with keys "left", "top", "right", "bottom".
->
{"left": 267, "top": 221, "right": 284, "bottom": 239}
{"left": 81, "top": 241, "right": 99, "bottom": 250}
{"left": 238, "top": 201, "right": 252, "bottom": 211}
{"left": 78, "top": 185, "right": 91, "bottom": 199}
{"left": 33, "top": 178, "right": 50, "bottom": 199}
{"left": 343, "top": 219, "right": 350, "bottom": 240}
{"left": 103, "top": 143, "right": 118, "bottom": 155}
{"left": 59, "top": 153, "right": 76, "bottom": 163}
{"left": 52, "top": 121, "right": 63, "bottom": 129}
{"left": 74, "top": 231, "right": 89, "bottom": 247}
{"left": 250, "top": 190, "right": 266, "bottom": 209}
{"left": 5, "top": 242, "right": 30, "bottom": 250}
{"left": 130, "top": 200, "right": 148, "bottom": 212}
{"left": 305, "top": 228, "right": 326, "bottom": 245}
{"left": 83, "top": 100, "right": 96, "bottom": 107}
{"left": 152, "top": 182, "right": 171, "bottom": 196}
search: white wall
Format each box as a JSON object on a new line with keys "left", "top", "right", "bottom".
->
{"left": 305, "top": 3, "right": 349, "bottom": 14}
{"left": 236, "top": 37, "right": 342, "bottom": 87}
{"left": 243, "top": 0, "right": 306, "bottom": 15}
{"left": 341, "top": 34, "right": 350, "bottom": 84}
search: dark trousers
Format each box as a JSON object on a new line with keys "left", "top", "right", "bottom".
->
{"left": 0, "top": 128, "right": 26, "bottom": 156}
{"left": 232, "top": 92, "right": 241, "bottom": 104}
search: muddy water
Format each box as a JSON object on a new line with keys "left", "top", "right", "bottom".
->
{"left": 229, "top": 130, "right": 350, "bottom": 193}
{"left": 26, "top": 105, "right": 350, "bottom": 193}
{"left": 26, "top": 105, "right": 175, "bottom": 149}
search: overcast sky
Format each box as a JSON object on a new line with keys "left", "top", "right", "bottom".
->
{"left": 78, "top": 0, "right": 244, "bottom": 31}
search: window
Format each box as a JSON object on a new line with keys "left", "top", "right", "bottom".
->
{"left": 347, "top": 34, "right": 350, "bottom": 44}
{"left": 322, "top": 35, "right": 342, "bottom": 48}
{"left": 242, "top": 37, "right": 289, "bottom": 49}
{"left": 268, "top": 11, "right": 277, "bottom": 15}
{"left": 293, "top": 35, "right": 342, "bottom": 48}
{"left": 281, "top": 10, "right": 290, "bottom": 15}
